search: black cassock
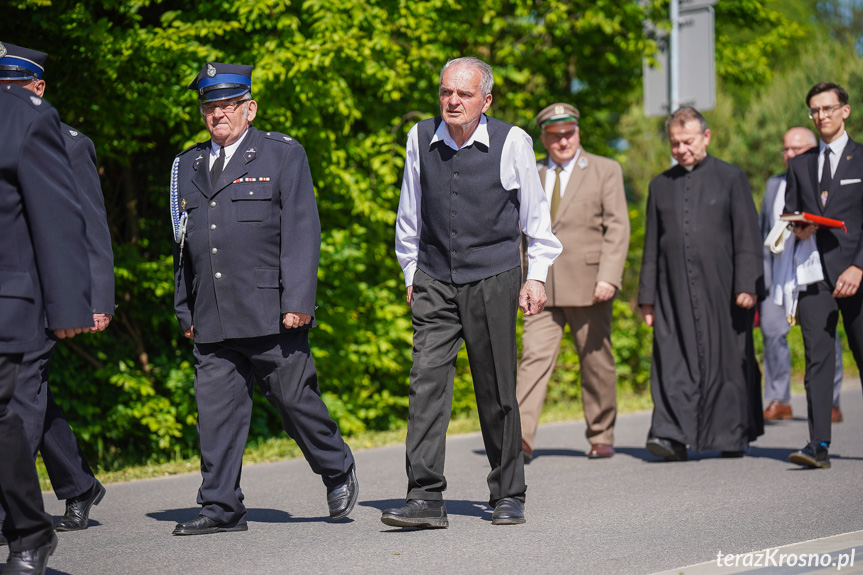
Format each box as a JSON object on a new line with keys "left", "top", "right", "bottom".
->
{"left": 638, "top": 154, "right": 764, "bottom": 452}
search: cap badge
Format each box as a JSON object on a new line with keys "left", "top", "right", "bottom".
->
{"left": 69, "top": 130, "right": 78, "bottom": 137}
{"left": 193, "top": 154, "right": 204, "bottom": 171}
{"left": 554, "top": 104, "right": 565, "bottom": 115}
{"left": 206, "top": 63, "right": 216, "bottom": 78}
{"left": 577, "top": 156, "right": 588, "bottom": 170}
{"left": 0, "top": 43, "right": 7, "bottom": 58}
{"left": 30, "top": 96, "right": 42, "bottom": 106}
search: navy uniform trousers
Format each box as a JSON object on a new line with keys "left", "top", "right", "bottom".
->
{"left": 193, "top": 330, "right": 354, "bottom": 527}
{"left": 405, "top": 266, "right": 525, "bottom": 507}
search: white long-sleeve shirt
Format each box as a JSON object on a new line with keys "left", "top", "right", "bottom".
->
{"left": 395, "top": 115, "right": 562, "bottom": 286}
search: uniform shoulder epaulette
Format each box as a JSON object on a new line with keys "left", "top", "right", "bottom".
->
{"left": 263, "top": 131, "right": 298, "bottom": 145}
{"left": 60, "top": 123, "right": 87, "bottom": 141}
{"left": 2, "top": 84, "right": 52, "bottom": 112}
{"left": 176, "top": 142, "right": 206, "bottom": 158}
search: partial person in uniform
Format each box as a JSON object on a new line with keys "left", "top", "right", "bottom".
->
{"left": 516, "top": 103, "right": 629, "bottom": 462}
{"left": 639, "top": 107, "right": 764, "bottom": 461}
{"left": 0, "top": 83, "right": 92, "bottom": 575}
{"left": 0, "top": 42, "right": 113, "bottom": 541}
{"left": 384, "top": 57, "right": 561, "bottom": 529}
{"left": 785, "top": 82, "right": 863, "bottom": 469}
{"left": 171, "top": 61, "right": 357, "bottom": 535}
{"left": 760, "top": 127, "right": 844, "bottom": 424}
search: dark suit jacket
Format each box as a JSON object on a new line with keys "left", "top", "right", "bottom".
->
{"left": 173, "top": 126, "right": 321, "bottom": 344}
{"left": 61, "top": 124, "right": 115, "bottom": 315}
{"left": 785, "top": 138, "right": 863, "bottom": 284}
{"left": 0, "top": 85, "right": 92, "bottom": 353}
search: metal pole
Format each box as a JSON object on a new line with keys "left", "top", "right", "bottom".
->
{"left": 670, "top": 0, "right": 679, "bottom": 114}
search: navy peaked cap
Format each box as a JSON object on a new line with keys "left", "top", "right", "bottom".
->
{"left": 0, "top": 42, "right": 47, "bottom": 80}
{"left": 189, "top": 62, "right": 253, "bottom": 103}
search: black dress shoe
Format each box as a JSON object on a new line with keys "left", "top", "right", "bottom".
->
{"left": 172, "top": 514, "right": 248, "bottom": 536}
{"left": 492, "top": 497, "right": 525, "bottom": 525}
{"left": 646, "top": 437, "right": 688, "bottom": 461}
{"left": 789, "top": 442, "right": 831, "bottom": 469}
{"left": 381, "top": 499, "right": 448, "bottom": 529}
{"left": 3, "top": 532, "right": 57, "bottom": 575}
{"left": 327, "top": 467, "right": 359, "bottom": 520}
{"left": 54, "top": 480, "right": 106, "bottom": 532}
{"left": 721, "top": 450, "right": 745, "bottom": 458}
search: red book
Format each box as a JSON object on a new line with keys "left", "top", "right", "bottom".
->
{"left": 780, "top": 212, "right": 846, "bottom": 232}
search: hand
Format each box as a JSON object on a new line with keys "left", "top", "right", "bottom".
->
{"left": 406, "top": 285, "right": 414, "bottom": 306}
{"left": 282, "top": 312, "right": 312, "bottom": 329}
{"left": 592, "top": 281, "right": 617, "bottom": 304}
{"left": 735, "top": 292, "right": 756, "bottom": 309}
{"left": 90, "top": 313, "right": 113, "bottom": 333}
{"left": 184, "top": 326, "right": 194, "bottom": 339}
{"left": 793, "top": 223, "right": 817, "bottom": 240}
{"left": 519, "top": 279, "right": 547, "bottom": 316}
{"left": 640, "top": 304, "right": 654, "bottom": 327}
{"left": 833, "top": 266, "right": 863, "bottom": 298}
{"left": 54, "top": 327, "right": 88, "bottom": 339}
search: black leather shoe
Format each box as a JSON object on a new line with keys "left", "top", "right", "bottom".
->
{"left": 646, "top": 437, "right": 688, "bottom": 461}
{"left": 721, "top": 450, "right": 745, "bottom": 458}
{"left": 381, "top": 499, "right": 448, "bottom": 529}
{"left": 327, "top": 467, "right": 359, "bottom": 520}
{"left": 789, "top": 442, "right": 831, "bottom": 469}
{"left": 492, "top": 497, "right": 525, "bottom": 525}
{"left": 3, "top": 532, "right": 57, "bottom": 575}
{"left": 172, "top": 514, "right": 248, "bottom": 536}
{"left": 54, "top": 480, "right": 106, "bottom": 532}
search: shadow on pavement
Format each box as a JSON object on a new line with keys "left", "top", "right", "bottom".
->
{"left": 475, "top": 448, "right": 584, "bottom": 461}
{"left": 360, "top": 499, "right": 491, "bottom": 520}
{"left": 147, "top": 508, "right": 331, "bottom": 524}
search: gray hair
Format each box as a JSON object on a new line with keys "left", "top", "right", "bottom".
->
{"left": 665, "top": 106, "right": 707, "bottom": 135}
{"left": 441, "top": 57, "right": 494, "bottom": 97}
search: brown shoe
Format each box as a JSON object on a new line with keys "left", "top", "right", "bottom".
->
{"left": 763, "top": 400, "right": 792, "bottom": 421}
{"left": 522, "top": 439, "right": 533, "bottom": 464}
{"left": 832, "top": 407, "right": 843, "bottom": 423}
{"left": 588, "top": 444, "right": 614, "bottom": 459}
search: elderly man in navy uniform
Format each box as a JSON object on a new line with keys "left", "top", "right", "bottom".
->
{"left": 1, "top": 83, "right": 93, "bottom": 575}
{"left": 0, "top": 42, "right": 113, "bottom": 541}
{"left": 171, "top": 62, "right": 357, "bottom": 535}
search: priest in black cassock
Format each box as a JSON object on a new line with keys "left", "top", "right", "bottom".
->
{"left": 638, "top": 107, "right": 764, "bottom": 462}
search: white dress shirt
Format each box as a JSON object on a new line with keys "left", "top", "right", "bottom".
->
{"left": 395, "top": 115, "right": 562, "bottom": 286}
{"left": 210, "top": 128, "right": 250, "bottom": 171}
{"left": 818, "top": 130, "right": 849, "bottom": 178}
{"left": 542, "top": 150, "right": 580, "bottom": 202}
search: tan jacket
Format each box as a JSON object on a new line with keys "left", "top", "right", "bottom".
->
{"left": 528, "top": 150, "right": 630, "bottom": 307}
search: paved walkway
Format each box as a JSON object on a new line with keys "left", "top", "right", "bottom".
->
{"left": 12, "top": 387, "right": 863, "bottom": 575}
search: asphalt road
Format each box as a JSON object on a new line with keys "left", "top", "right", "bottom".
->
{"left": 10, "top": 387, "right": 863, "bottom": 575}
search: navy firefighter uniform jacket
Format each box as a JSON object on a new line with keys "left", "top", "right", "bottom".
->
{"left": 173, "top": 126, "right": 321, "bottom": 344}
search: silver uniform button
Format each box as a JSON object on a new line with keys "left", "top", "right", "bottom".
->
{"left": 210, "top": 224, "right": 216, "bottom": 230}
{"left": 210, "top": 201, "right": 216, "bottom": 207}
{"left": 215, "top": 272, "right": 222, "bottom": 279}
{"left": 211, "top": 248, "right": 218, "bottom": 254}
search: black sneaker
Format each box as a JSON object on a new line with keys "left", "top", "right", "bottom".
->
{"left": 789, "top": 442, "right": 831, "bottom": 469}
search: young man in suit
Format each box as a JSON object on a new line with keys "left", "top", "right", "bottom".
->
{"left": 785, "top": 82, "right": 863, "bottom": 469}
{"left": 516, "top": 103, "right": 630, "bottom": 461}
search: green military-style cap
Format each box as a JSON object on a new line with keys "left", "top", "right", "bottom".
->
{"left": 536, "top": 102, "right": 580, "bottom": 127}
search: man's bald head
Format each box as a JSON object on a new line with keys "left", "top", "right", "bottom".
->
{"left": 783, "top": 127, "right": 817, "bottom": 169}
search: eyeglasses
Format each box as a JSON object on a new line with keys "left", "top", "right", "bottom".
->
{"left": 783, "top": 146, "right": 809, "bottom": 154}
{"left": 807, "top": 104, "right": 845, "bottom": 119}
{"left": 200, "top": 99, "right": 251, "bottom": 115}
{"left": 543, "top": 129, "right": 578, "bottom": 143}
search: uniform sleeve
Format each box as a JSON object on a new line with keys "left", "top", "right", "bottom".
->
{"left": 69, "top": 135, "right": 115, "bottom": 314}
{"left": 596, "top": 160, "right": 630, "bottom": 289}
{"left": 638, "top": 182, "right": 659, "bottom": 306}
{"left": 279, "top": 143, "right": 320, "bottom": 315}
{"left": 19, "top": 108, "right": 92, "bottom": 330}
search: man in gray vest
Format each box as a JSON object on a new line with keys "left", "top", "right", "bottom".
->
{"left": 384, "top": 57, "right": 562, "bottom": 529}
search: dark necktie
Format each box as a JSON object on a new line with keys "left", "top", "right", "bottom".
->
{"left": 820, "top": 147, "right": 832, "bottom": 206}
{"left": 211, "top": 146, "right": 225, "bottom": 188}
{"left": 550, "top": 166, "right": 563, "bottom": 220}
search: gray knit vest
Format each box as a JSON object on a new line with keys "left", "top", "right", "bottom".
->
{"left": 416, "top": 116, "right": 521, "bottom": 284}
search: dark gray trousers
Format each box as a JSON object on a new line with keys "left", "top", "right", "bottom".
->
{"left": 798, "top": 281, "right": 863, "bottom": 445}
{"left": 0, "top": 354, "right": 54, "bottom": 551}
{"left": 405, "top": 267, "right": 525, "bottom": 507}
{"left": 192, "top": 331, "right": 354, "bottom": 526}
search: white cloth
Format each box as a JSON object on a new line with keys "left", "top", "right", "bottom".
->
{"left": 395, "top": 115, "right": 562, "bottom": 286}
{"left": 210, "top": 129, "right": 250, "bottom": 170}
{"left": 774, "top": 235, "right": 824, "bottom": 320}
{"left": 543, "top": 150, "right": 581, "bottom": 201}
